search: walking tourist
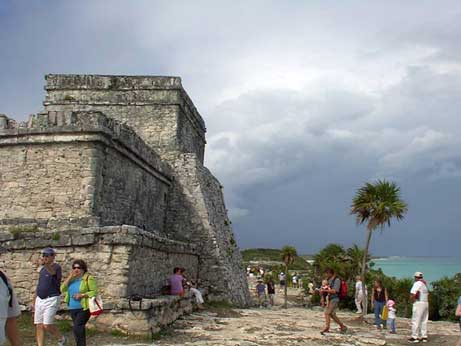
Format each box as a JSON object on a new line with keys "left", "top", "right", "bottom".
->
{"left": 409, "top": 271, "right": 429, "bottom": 343}
{"left": 61, "top": 259, "right": 98, "bottom": 346}
{"left": 279, "top": 272, "right": 286, "bottom": 291}
{"left": 320, "top": 268, "right": 347, "bottom": 335}
{"left": 386, "top": 299, "right": 397, "bottom": 334}
{"left": 255, "top": 280, "right": 266, "bottom": 308}
{"left": 292, "top": 273, "right": 298, "bottom": 289}
{"left": 259, "top": 267, "right": 265, "bottom": 278}
{"left": 33, "top": 247, "right": 67, "bottom": 346}
{"left": 354, "top": 275, "right": 364, "bottom": 314}
{"left": 371, "top": 279, "right": 388, "bottom": 330}
{"left": 267, "top": 278, "right": 276, "bottom": 307}
{"left": 0, "top": 245, "right": 21, "bottom": 346}
{"left": 169, "top": 267, "right": 185, "bottom": 296}
{"left": 306, "top": 282, "right": 315, "bottom": 308}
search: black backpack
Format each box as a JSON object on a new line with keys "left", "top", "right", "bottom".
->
{"left": 0, "top": 271, "right": 13, "bottom": 307}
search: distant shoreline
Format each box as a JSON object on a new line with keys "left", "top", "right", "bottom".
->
{"left": 372, "top": 255, "right": 461, "bottom": 259}
{"left": 373, "top": 256, "right": 461, "bottom": 284}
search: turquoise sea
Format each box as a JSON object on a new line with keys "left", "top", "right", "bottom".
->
{"left": 373, "top": 257, "right": 461, "bottom": 285}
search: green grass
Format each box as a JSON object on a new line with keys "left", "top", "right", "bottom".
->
{"left": 17, "top": 312, "right": 155, "bottom": 344}
{"left": 86, "top": 327, "right": 98, "bottom": 337}
{"left": 51, "top": 232, "right": 61, "bottom": 241}
{"left": 8, "top": 225, "right": 39, "bottom": 239}
{"left": 56, "top": 319, "right": 73, "bottom": 333}
{"left": 110, "top": 329, "right": 127, "bottom": 337}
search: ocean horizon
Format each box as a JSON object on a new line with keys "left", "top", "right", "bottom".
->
{"left": 372, "top": 256, "right": 461, "bottom": 285}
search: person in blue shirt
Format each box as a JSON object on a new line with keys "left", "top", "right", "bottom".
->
{"left": 33, "top": 247, "right": 66, "bottom": 346}
{"left": 61, "top": 259, "right": 98, "bottom": 346}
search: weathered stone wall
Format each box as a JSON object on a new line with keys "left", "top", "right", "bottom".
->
{"left": 166, "top": 154, "right": 251, "bottom": 306}
{"left": 95, "top": 144, "right": 170, "bottom": 232}
{"left": 0, "top": 226, "right": 199, "bottom": 307}
{"left": 127, "top": 245, "right": 198, "bottom": 297}
{"left": 0, "top": 142, "right": 96, "bottom": 226}
{"left": 0, "top": 111, "right": 172, "bottom": 233}
{"left": 43, "top": 74, "right": 206, "bottom": 163}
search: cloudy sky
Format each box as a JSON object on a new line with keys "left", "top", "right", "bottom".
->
{"left": 2, "top": 1, "right": 461, "bottom": 256}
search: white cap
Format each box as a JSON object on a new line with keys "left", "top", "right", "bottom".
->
{"left": 414, "top": 271, "right": 423, "bottom": 278}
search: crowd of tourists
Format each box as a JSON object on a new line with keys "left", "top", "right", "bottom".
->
{"left": 0, "top": 247, "right": 459, "bottom": 345}
{"left": 251, "top": 266, "right": 443, "bottom": 344}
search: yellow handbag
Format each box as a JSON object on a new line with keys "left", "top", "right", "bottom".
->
{"left": 381, "top": 305, "right": 389, "bottom": 320}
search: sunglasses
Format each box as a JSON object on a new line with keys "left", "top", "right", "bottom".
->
{"left": 72, "top": 266, "right": 82, "bottom": 270}
{"left": 42, "top": 254, "right": 52, "bottom": 258}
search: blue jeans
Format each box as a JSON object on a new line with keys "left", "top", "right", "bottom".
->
{"left": 388, "top": 318, "right": 396, "bottom": 332}
{"left": 374, "top": 300, "right": 386, "bottom": 327}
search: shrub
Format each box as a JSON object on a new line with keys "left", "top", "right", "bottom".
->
{"left": 430, "top": 273, "right": 461, "bottom": 321}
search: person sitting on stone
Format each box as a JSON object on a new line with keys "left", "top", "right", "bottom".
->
{"left": 188, "top": 280, "right": 205, "bottom": 310}
{"left": 169, "top": 267, "right": 185, "bottom": 296}
{"left": 179, "top": 268, "right": 205, "bottom": 309}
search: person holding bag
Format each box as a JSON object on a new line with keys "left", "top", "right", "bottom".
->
{"left": 371, "top": 279, "right": 388, "bottom": 330}
{"left": 61, "top": 260, "right": 97, "bottom": 346}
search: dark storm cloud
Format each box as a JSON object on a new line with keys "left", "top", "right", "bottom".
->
{"left": 1, "top": 0, "right": 461, "bottom": 255}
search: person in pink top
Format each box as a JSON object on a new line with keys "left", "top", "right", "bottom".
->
{"left": 169, "top": 267, "right": 184, "bottom": 296}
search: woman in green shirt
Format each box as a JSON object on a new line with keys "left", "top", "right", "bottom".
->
{"left": 61, "top": 260, "right": 97, "bottom": 346}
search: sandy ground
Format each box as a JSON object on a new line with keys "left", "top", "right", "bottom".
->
{"left": 18, "top": 287, "right": 461, "bottom": 345}
{"left": 94, "top": 286, "right": 460, "bottom": 346}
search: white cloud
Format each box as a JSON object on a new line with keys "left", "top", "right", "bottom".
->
{"left": 2, "top": 0, "right": 461, "bottom": 254}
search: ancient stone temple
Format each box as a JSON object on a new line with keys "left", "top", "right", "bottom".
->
{"left": 0, "top": 74, "right": 250, "bottom": 333}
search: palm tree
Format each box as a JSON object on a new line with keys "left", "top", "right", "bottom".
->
{"left": 281, "top": 245, "right": 297, "bottom": 309}
{"left": 346, "top": 244, "right": 371, "bottom": 278}
{"left": 351, "top": 179, "right": 408, "bottom": 319}
{"left": 313, "top": 243, "right": 348, "bottom": 279}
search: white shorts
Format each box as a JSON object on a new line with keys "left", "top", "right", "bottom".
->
{"left": 34, "top": 296, "right": 60, "bottom": 325}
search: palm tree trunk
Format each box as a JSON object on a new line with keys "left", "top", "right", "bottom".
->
{"left": 360, "top": 228, "right": 373, "bottom": 321}
{"left": 284, "top": 264, "right": 288, "bottom": 309}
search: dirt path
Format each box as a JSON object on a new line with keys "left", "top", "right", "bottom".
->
{"left": 19, "top": 287, "right": 461, "bottom": 345}
{"left": 96, "top": 286, "right": 460, "bottom": 345}
{"left": 144, "top": 306, "right": 459, "bottom": 346}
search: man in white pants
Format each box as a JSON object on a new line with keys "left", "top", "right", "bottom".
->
{"left": 409, "top": 271, "right": 429, "bottom": 343}
{"left": 354, "top": 275, "right": 364, "bottom": 314}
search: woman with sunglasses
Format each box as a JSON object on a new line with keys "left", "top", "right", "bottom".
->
{"left": 60, "top": 259, "right": 97, "bottom": 346}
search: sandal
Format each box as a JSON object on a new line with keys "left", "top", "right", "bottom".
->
{"left": 320, "top": 329, "right": 330, "bottom": 335}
